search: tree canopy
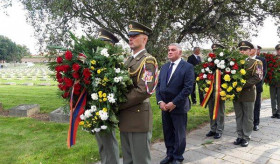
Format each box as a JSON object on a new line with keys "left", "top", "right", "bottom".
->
{"left": 2, "top": 0, "right": 279, "bottom": 62}
{"left": 0, "top": 35, "right": 30, "bottom": 62}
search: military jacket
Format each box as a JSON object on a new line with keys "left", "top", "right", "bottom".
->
{"left": 119, "top": 50, "right": 157, "bottom": 132}
{"left": 237, "top": 58, "right": 263, "bottom": 102}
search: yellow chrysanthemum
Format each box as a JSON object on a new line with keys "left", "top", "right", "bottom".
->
{"left": 196, "top": 77, "right": 200, "bottom": 81}
{"left": 221, "top": 83, "right": 228, "bottom": 89}
{"left": 206, "top": 80, "right": 211, "bottom": 85}
{"left": 236, "top": 87, "right": 242, "bottom": 92}
{"left": 94, "top": 116, "right": 98, "bottom": 120}
{"left": 99, "top": 99, "right": 102, "bottom": 102}
{"left": 223, "top": 74, "right": 231, "bottom": 82}
{"left": 220, "top": 91, "right": 226, "bottom": 96}
{"left": 102, "top": 93, "right": 107, "bottom": 97}
{"left": 204, "top": 87, "right": 209, "bottom": 92}
{"left": 232, "top": 82, "right": 237, "bottom": 88}
{"left": 79, "top": 121, "right": 84, "bottom": 126}
{"left": 98, "top": 91, "right": 103, "bottom": 95}
{"left": 91, "top": 66, "right": 95, "bottom": 70}
{"left": 96, "top": 112, "right": 99, "bottom": 116}
{"left": 102, "top": 108, "right": 108, "bottom": 112}
{"left": 227, "top": 86, "right": 233, "bottom": 92}
{"left": 97, "top": 69, "right": 101, "bottom": 74}
{"left": 240, "top": 60, "right": 245, "bottom": 64}
{"left": 221, "top": 96, "right": 227, "bottom": 100}
{"left": 240, "top": 69, "right": 246, "bottom": 75}
{"left": 103, "top": 98, "right": 107, "bottom": 101}
{"left": 241, "top": 79, "right": 246, "bottom": 84}
{"left": 91, "top": 60, "right": 96, "bottom": 65}
{"left": 104, "top": 77, "right": 109, "bottom": 82}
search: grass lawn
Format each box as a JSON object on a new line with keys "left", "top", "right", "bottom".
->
{"left": 0, "top": 85, "right": 271, "bottom": 163}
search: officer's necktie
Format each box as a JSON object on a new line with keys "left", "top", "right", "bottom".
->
{"left": 166, "top": 62, "right": 175, "bottom": 84}
{"left": 197, "top": 55, "right": 201, "bottom": 63}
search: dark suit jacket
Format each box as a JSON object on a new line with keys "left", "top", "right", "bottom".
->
{"left": 256, "top": 56, "right": 267, "bottom": 93}
{"left": 187, "top": 54, "right": 200, "bottom": 77}
{"left": 156, "top": 59, "right": 194, "bottom": 113}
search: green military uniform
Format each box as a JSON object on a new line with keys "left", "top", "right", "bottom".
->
{"left": 270, "top": 44, "right": 280, "bottom": 118}
{"left": 119, "top": 21, "right": 157, "bottom": 164}
{"left": 234, "top": 41, "right": 263, "bottom": 144}
{"left": 95, "top": 29, "right": 120, "bottom": 164}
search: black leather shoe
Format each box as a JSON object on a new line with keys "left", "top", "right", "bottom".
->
{"left": 253, "top": 125, "right": 259, "bottom": 131}
{"left": 241, "top": 139, "right": 249, "bottom": 147}
{"left": 233, "top": 138, "right": 243, "bottom": 145}
{"left": 271, "top": 114, "right": 277, "bottom": 118}
{"left": 206, "top": 131, "right": 216, "bottom": 137}
{"left": 171, "top": 160, "right": 182, "bottom": 164}
{"left": 214, "top": 133, "right": 222, "bottom": 139}
{"left": 160, "top": 156, "right": 173, "bottom": 164}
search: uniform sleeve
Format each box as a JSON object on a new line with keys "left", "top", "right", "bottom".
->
{"left": 243, "top": 61, "right": 263, "bottom": 88}
{"left": 120, "top": 58, "right": 157, "bottom": 110}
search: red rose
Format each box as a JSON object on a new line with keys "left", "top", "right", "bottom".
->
{"left": 273, "top": 60, "right": 276, "bottom": 63}
{"left": 83, "top": 77, "right": 91, "bottom": 84}
{"left": 56, "top": 56, "right": 63, "bottom": 64}
{"left": 65, "top": 50, "right": 73, "bottom": 60}
{"left": 58, "top": 84, "right": 64, "bottom": 91}
{"left": 73, "top": 89, "right": 81, "bottom": 95}
{"left": 55, "top": 65, "right": 63, "bottom": 72}
{"left": 232, "top": 63, "right": 239, "bottom": 70}
{"left": 209, "top": 53, "right": 216, "bottom": 58}
{"left": 199, "top": 73, "right": 204, "bottom": 80}
{"left": 72, "top": 72, "right": 80, "bottom": 79}
{"left": 74, "top": 83, "right": 81, "bottom": 91}
{"left": 208, "top": 62, "right": 215, "bottom": 67}
{"left": 203, "top": 63, "right": 208, "bottom": 68}
{"left": 57, "top": 78, "right": 63, "bottom": 83}
{"left": 72, "top": 63, "right": 80, "bottom": 71}
{"left": 232, "top": 58, "right": 236, "bottom": 61}
{"left": 62, "top": 92, "right": 70, "bottom": 98}
{"left": 63, "top": 65, "right": 70, "bottom": 73}
{"left": 56, "top": 72, "right": 62, "bottom": 79}
{"left": 269, "top": 63, "right": 273, "bottom": 67}
{"left": 83, "top": 68, "right": 91, "bottom": 78}
{"left": 274, "top": 65, "right": 278, "bottom": 68}
{"left": 64, "top": 77, "right": 73, "bottom": 87}
{"left": 207, "top": 74, "right": 214, "bottom": 80}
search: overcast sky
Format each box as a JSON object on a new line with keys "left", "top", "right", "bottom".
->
{"left": 0, "top": 2, "right": 279, "bottom": 54}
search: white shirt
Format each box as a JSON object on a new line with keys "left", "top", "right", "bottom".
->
{"left": 132, "top": 49, "right": 146, "bottom": 59}
{"left": 168, "top": 58, "right": 182, "bottom": 83}
{"left": 251, "top": 55, "right": 257, "bottom": 59}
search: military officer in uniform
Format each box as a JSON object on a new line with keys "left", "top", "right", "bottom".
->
{"left": 250, "top": 44, "right": 267, "bottom": 131}
{"left": 270, "top": 44, "right": 280, "bottom": 119}
{"left": 206, "top": 44, "right": 225, "bottom": 139}
{"left": 119, "top": 21, "right": 157, "bottom": 164}
{"left": 233, "top": 41, "right": 263, "bottom": 147}
{"left": 96, "top": 28, "right": 120, "bottom": 164}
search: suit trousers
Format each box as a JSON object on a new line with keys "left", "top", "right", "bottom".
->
{"left": 95, "top": 130, "right": 120, "bottom": 164}
{"left": 233, "top": 101, "right": 254, "bottom": 141}
{"left": 120, "top": 131, "right": 152, "bottom": 164}
{"left": 208, "top": 98, "right": 225, "bottom": 134}
{"left": 191, "top": 82, "right": 204, "bottom": 104}
{"left": 253, "top": 92, "right": 262, "bottom": 126}
{"left": 269, "top": 86, "right": 280, "bottom": 115}
{"left": 162, "top": 111, "right": 187, "bottom": 161}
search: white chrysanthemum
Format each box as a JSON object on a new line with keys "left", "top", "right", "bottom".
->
{"left": 231, "top": 70, "right": 236, "bottom": 74}
{"left": 230, "top": 61, "right": 235, "bottom": 66}
{"left": 95, "top": 78, "right": 101, "bottom": 84}
{"left": 118, "top": 76, "right": 123, "bottom": 82}
{"left": 115, "top": 68, "right": 121, "bottom": 73}
{"left": 90, "top": 105, "right": 97, "bottom": 112}
{"left": 214, "top": 59, "right": 220, "bottom": 64}
{"left": 220, "top": 60, "right": 225, "bottom": 64}
{"left": 209, "top": 70, "right": 213, "bottom": 74}
{"left": 99, "top": 110, "right": 109, "bottom": 120}
{"left": 101, "top": 125, "right": 107, "bottom": 130}
{"left": 207, "top": 57, "right": 212, "bottom": 62}
{"left": 225, "top": 67, "right": 231, "bottom": 72}
{"left": 91, "top": 93, "right": 98, "bottom": 100}
{"left": 80, "top": 114, "right": 85, "bottom": 120}
{"left": 205, "top": 67, "right": 210, "bottom": 72}
{"left": 201, "top": 69, "right": 205, "bottom": 73}
{"left": 217, "top": 63, "right": 221, "bottom": 68}
{"left": 203, "top": 74, "right": 207, "bottom": 79}
{"left": 107, "top": 93, "right": 116, "bottom": 104}
{"left": 114, "top": 77, "right": 120, "bottom": 83}
{"left": 94, "top": 128, "right": 101, "bottom": 132}
{"left": 220, "top": 65, "right": 225, "bottom": 69}
{"left": 84, "top": 110, "right": 92, "bottom": 118}
{"left": 219, "top": 52, "right": 224, "bottom": 57}
{"left": 101, "top": 48, "right": 109, "bottom": 57}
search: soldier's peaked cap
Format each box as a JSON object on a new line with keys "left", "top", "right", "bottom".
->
{"left": 128, "top": 21, "right": 152, "bottom": 36}
{"left": 275, "top": 44, "right": 280, "bottom": 50}
{"left": 98, "top": 28, "right": 119, "bottom": 44}
{"left": 211, "top": 43, "right": 225, "bottom": 50}
{"left": 238, "top": 41, "right": 254, "bottom": 49}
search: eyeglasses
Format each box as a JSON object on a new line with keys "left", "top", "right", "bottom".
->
{"left": 239, "top": 48, "right": 250, "bottom": 51}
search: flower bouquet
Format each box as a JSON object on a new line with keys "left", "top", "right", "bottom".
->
{"left": 260, "top": 53, "right": 280, "bottom": 86}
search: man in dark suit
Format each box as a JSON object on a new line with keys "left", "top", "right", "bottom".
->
{"left": 156, "top": 43, "right": 194, "bottom": 164}
{"left": 187, "top": 47, "right": 203, "bottom": 105}
{"left": 251, "top": 45, "right": 267, "bottom": 131}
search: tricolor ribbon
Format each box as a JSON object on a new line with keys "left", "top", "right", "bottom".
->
{"left": 201, "top": 69, "right": 221, "bottom": 120}
{"left": 67, "top": 88, "right": 87, "bottom": 148}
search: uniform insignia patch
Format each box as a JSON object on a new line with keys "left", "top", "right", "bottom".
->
{"left": 129, "top": 24, "right": 133, "bottom": 29}
{"left": 242, "top": 42, "right": 245, "bottom": 46}
{"left": 256, "top": 64, "right": 263, "bottom": 80}
{"left": 142, "top": 70, "right": 153, "bottom": 82}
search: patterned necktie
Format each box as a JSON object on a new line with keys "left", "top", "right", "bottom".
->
{"left": 197, "top": 55, "right": 201, "bottom": 63}
{"left": 166, "top": 63, "right": 175, "bottom": 84}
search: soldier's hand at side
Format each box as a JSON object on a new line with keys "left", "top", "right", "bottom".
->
{"left": 165, "top": 102, "right": 176, "bottom": 112}
{"left": 159, "top": 102, "right": 167, "bottom": 111}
